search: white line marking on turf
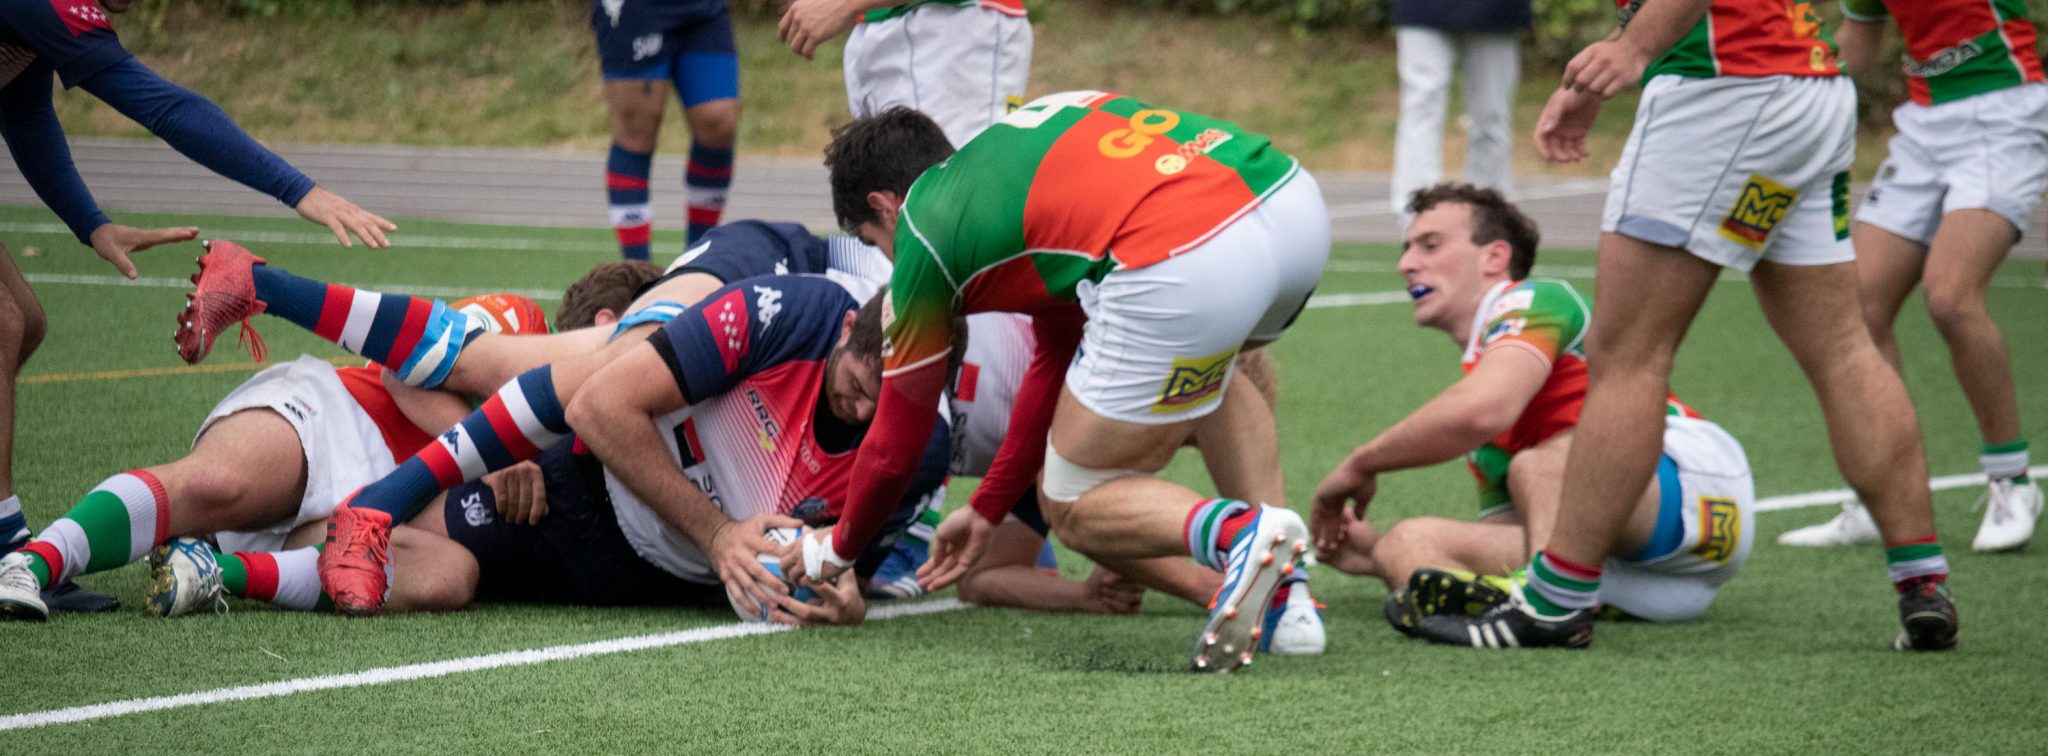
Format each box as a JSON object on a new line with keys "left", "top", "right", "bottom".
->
{"left": 1325, "top": 179, "right": 1612, "bottom": 219}
{"left": 0, "top": 598, "right": 965, "bottom": 732}
{"left": 0, "top": 221, "right": 624, "bottom": 254}
{"left": 1754, "top": 465, "right": 2048, "bottom": 512}
{"left": 22, "top": 273, "right": 562, "bottom": 301}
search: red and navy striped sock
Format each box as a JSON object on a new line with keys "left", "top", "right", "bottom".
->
{"left": 607, "top": 144, "right": 653, "bottom": 260}
{"left": 684, "top": 142, "right": 732, "bottom": 246}
{"left": 349, "top": 365, "right": 571, "bottom": 522}
{"left": 251, "top": 265, "right": 473, "bottom": 388}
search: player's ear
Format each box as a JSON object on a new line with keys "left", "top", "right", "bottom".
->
{"left": 866, "top": 191, "right": 903, "bottom": 229}
{"left": 1481, "top": 239, "right": 1513, "bottom": 277}
{"left": 838, "top": 309, "right": 858, "bottom": 346}
{"left": 593, "top": 308, "right": 619, "bottom": 327}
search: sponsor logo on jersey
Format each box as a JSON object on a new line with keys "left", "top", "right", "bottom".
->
{"left": 1154, "top": 349, "right": 1235, "bottom": 413}
{"left": 459, "top": 491, "right": 494, "bottom": 527}
{"left": 753, "top": 285, "right": 784, "bottom": 333}
{"left": 1004, "top": 95, "right": 1023, "bottom": 114}
{"left": 632, "top": 32, "right": 664, "bottom": 62}
{"left": 1718, "top": 174, "right": 1799, "bottom": 250}
{"left": 747, "top": 387, "right": 781, "bottom": 453}
{"left": 1486, "top": 289, "right": 1535, "bottom": 321}
{"left": 1693, "top": 496, "right": 1740, "bottom": 563}
{"left": 1902, "top": 41, "right": 1984, "bottom": 78}
{"left": 1483, "top": 317, "right": 1527, "bottom": 346}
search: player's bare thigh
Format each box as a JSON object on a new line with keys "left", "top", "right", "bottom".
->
{"left": 1509, "top": 429, "right": 1660, "bottom": 557}
{"left": 605, "top": 80, "right": 671, "bottom": 153}
{"left": 161, "top": 409, "right": 308, "bottom": 536}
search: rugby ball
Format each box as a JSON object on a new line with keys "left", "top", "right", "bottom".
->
{"left": 452, "top": 293, "right": 550, "bottom": 336}
{"left": 728, "top": 527, "right": 817, "bottom": 622}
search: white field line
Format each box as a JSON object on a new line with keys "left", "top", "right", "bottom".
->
{"left": 0, "top": 598, "right": 965, "bottom": 732}
{"left": 22, "top": 273, "right": 562, "bottom": 301}
{"left": 1321, "top": 260, "right": 2048, "bottom": 290}
{"left": 1325, "top": 179, "right": 1613, "bottom": 219}
{"left": 0, "top": 221, "right": 623, "bottom": 254}
{"left": 1752, "top": 464, "right": 2047, "bottom": 512}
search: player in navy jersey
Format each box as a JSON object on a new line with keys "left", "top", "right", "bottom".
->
{"left": 0, "top": 0, "right": 389, "bottom": 615}
{"left": 593, "top": 0, "right": 741, "bottom": 259}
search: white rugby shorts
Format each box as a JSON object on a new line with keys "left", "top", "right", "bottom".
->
{"left": 1601, "top": 415, "right": 1757, "bottom": 623}
{"left": 1857, "top": 83, "right": 2048, "bottom": 245}
{"left": 1065, "top": 170, "right": 1330, "bottom": 426}
{"left": 843, "top": 2, "right": 1032, "bottom": 147}
{"left": 1602, "top": 74, "right": 1857, "bottom": 271}
{"left": 198, "top": 356, "right": 399, "bottom": 553}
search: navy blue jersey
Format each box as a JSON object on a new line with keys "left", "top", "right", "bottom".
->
{"left": 649, "top": 273, "right": 852, "bottom": 405}
{"left": 0, "top": 0, "right": 128, "bottom": 88}
{"left": 667, "top": 220, "right": 832, "bottom": 284}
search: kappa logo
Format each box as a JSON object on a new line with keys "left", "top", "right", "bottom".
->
{"left": 1693, "top": 496, "right": 1740, "bottom": 563}
{"left": 601, "top": 0, "right": 624, "bottom": 27}
{"left": 441, "top": 427, "right": 463, "bottom": 453}
{"left": 460, "top": 491, "right": 493, "bottom": 527}
{"left": 753, "top": 285, "right": 783, "bottom": 333}
{"left": 1718, "top": 174, "right": 1798, "bottom": 250}
{"left": 1154, "top": 350, "right": 1235, "bottom": 413}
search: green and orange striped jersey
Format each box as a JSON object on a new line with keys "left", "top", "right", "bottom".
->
{"left": 880, "top": 90, "right": 1301, "bottom": 378}
{"left": 1842, "top": 0, "right": 2042, "bottom": 104}
{"left": 862, "top": 0, "right": 1025, "bottom": 23}
{"left": 1621, "top": 0, "right": 1840, "bottom": 81}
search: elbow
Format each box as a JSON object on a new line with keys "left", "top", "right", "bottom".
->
{"left": 562, "top": 390, "right": 615, "bottom": 446}
{"left": 1463, "top": 406, "right": 1519, "bottom": 443}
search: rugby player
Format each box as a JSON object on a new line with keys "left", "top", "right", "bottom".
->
{"left": 174, "top": 221, "right": 892, "bottom": 615}
{"left": 151, "top": 274, "right": 942, "bottom": 627}
{"left": 1310, "top": 185, "right": 1754, "bottom": 635}
{"left": 0, "top": 293, "right": 549, "bottom": 621}
{"left": 593, "top": 0, "right": 741, "bottom": 257}
{"left": 1779, "top": 0, "right": 2045, "bottom": 552}
{"left": 778, "top": 0, "right": 1031, "bottom": 148}
{"left": 0, "top": 0, "right": 390, "bottom": 612}
{"left": 1420, "top": 0, "right": 1955, "bottom": 651}
{"left": 806, "top": 97, "right": 1330, "bottom": 673}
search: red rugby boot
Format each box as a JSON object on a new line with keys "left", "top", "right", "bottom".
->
{"left": 319, "top": 502, "right": 393, "bottom": 616}
{"left": 174, "top": 240, "right": 268, "bottom": 364}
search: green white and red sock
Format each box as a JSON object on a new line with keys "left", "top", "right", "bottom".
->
{"left": 18, "top": 470, "right": 169, "bottom": 588}
{"left": 220, "top": 546, "right": 331, "bottom": 612}
{"left": 1981, "top": 438, "right": 2030, "bottom": 484}
{"left": 1183, "top": 498, "right": 1253, "bottom": 570}
{"left": 1521, "top": 550, "right": 1602, "bottom": 617}
{"left": 1885, "top": 536, "right": 1949, "bottom": 591}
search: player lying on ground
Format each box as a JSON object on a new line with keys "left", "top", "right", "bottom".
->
{"left": 171, "top": 220, "right": 894, "bottom": 614}
{"left": 1309, "top": 185, "right": 1755, "bottom": 638}
{"left": 1779, "top": 0, "right": 2045, "bottom": 552}
{"left": 809, "top": 97, "right": 1330, "bottom": 673}
{"left": 151, "top": 275, "right": 945, "bottom": 626}
{"left": 0, "top": 293, "right": 551, "bottom": 621}
{"left": 929, "top": 311, "right": 1326, "bottom": 653}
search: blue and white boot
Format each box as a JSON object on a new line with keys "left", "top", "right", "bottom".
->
{"left": 1261, "top": 574, "right": 1326, "bottom": 655}
{"left": 146, "top": 537, "right": 226, "bottom": 618}
{"left": 1191, "top": 505, "right": 1309, "bottom": 673}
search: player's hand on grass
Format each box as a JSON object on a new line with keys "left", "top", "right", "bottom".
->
{"left": 771, "top": 571, "right": 867, "bottom": 627}
{"left": 88, "top": 222, "right": 197, "bottom": 279}
{"left": 483, "top": 461, "right": 547, "bottom": 525}
{"left": 917, "top": 506, "right": 993, "bottom": 592}
{"left": 1534, "top": 87, "right": 1602, "bottom": 164}
{"left": 712, "top": 512, "right": 804, "bottom": 611}
{"left": 1562, "top": 37, "right": 1650, "bottom": 99}
{"left": 1081, "top": 567, "right": 1144, "bottom": 615}
{"left": 778, "top": 0, "right": 859, "bottom": 60}
{"left": 1311, "top": 463, "right": 1376, "bottom": 554}
{"left": 1316, "top": 516, "right": 1380, "bottom": 576}
{"left": 294, "top": 186, "right": 396, "bottom": 249}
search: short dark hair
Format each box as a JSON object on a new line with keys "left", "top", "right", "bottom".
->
{"left": 556, "top": 261, "right": 662, "bottom": 331}
{"left": 844, "top": 291, "right": 968, "bottom": 385}
{"left": 824, "top": 107, "right": 955, "bottom": 231}
{"left": 1406, "top": 183, "right": 1541, "bottom": 280}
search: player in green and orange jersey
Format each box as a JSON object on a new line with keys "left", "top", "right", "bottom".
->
{"left": 1421, "top": 0, "right": 1955, "bottom": 651}
{"left": 786, "top": 95, "right": 1330, "bottom": 672}
{"left": 1311, "top": 185, "right": 1755, "bottom": 635}
{"left": 1780, "top": 0, "right": 2045, "bottom": 552}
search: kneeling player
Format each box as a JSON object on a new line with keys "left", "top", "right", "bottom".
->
{"left": 0, "top": 293, "right": 553, "bottom": 621}
{"left": 1309, "top": 185, "right": 1755, "bottom": 640}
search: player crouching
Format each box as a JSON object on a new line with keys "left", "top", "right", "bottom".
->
{"left": 1309, "top": 185, "right": 1756, "bottom": 644}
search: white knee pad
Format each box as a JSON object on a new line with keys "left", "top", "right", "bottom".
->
{"left": 1039, "top": 444, "right": 1144, "bottom": 504}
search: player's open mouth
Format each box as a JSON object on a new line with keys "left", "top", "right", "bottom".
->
{"left": 1407, "top": 284, "right": 1434, "bottom": 300}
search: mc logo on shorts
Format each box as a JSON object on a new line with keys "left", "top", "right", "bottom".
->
{"left": 1693, "top": 496, "right": 1740, "bottom": 564}
{"left": 1153, "top": 349, "right": 1234, "bottom": 414}
{"left": 1718, "top": 174, "right": 1798, "bottom": 250}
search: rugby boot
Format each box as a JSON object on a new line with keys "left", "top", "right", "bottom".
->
{"left": 1261, "top": 576, "right": 1326, "bottom": 655}
{"left": 1384, "top": 588, "right": 1421, "bottom": 638}
{"left": 1413, "top": 583, "right": 1594, "bottom": 650}
{"left": 1407, "top": 567, "right": 1511, "bottom": 617}
{"left": 1191, "top": 505, "right": 1309, "bottom": 673}
{"left": 42, "top": 579, "right": 120, "bottom": 613}
{"left": 1971, "top": 479, "right": 2042, "bottom": 553}
{"left": 0, "top": 552, "right": 49, "bottom": 622}
{"left": 1893, "top": 577, "right": 1958, "bottom": 652}
{"left": 147, "top": 537, "right": 227, "bottom": 618}
{"left": 1777, "top": 501, "right": 1880, "bottom": 547}
{"left": 174, "top": 240, "right": 268, "bottom": 364}
{"left": 320, "top": 502, "right": 393, "bottom": 616}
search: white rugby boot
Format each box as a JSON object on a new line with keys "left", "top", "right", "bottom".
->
{"left": 1261, "top": 575, "right": 1326, "bottom": 656}
{"left": 1191, "top": 505, "right": 1309, "bottom": 673}
{"left": 1972, "top": 479, "right": 2042, "bottom": 553}
{"left": 1777, "top": 501, "right": 1881, "bottom": 547}
{"left": 0, "top": 552, "right": 49, "bottom": 622}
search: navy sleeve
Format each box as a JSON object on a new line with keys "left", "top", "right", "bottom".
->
{"left": 674, "top": 220, "right": 827, "bottom": 282}
{"left": 0, "top": 60, "right": 105, "bottom": 244}
{"left": 77, "top": 57, "right": 314, "bottom": 207}
{"left": 651, "top": 275, "right": 856, "bottom": 404}
{"left": 0, "top": 0, "right": 130, "bottom": 87}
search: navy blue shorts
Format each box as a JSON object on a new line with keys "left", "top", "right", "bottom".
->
{"left": 0, "top": 0, "right": 131, "bottom": 87}
{"left": 590, "top": 0, "right": 737, "bottom": 106}
{"left": 444, "top": 439, "right": 724, "bottom": 607}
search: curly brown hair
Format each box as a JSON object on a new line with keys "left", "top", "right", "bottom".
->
{"left": 1405, "top": 183, "right": 1541, "bottom": 280}
{"left": 556, "top": 261, "right": 663, "bottom": 331}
